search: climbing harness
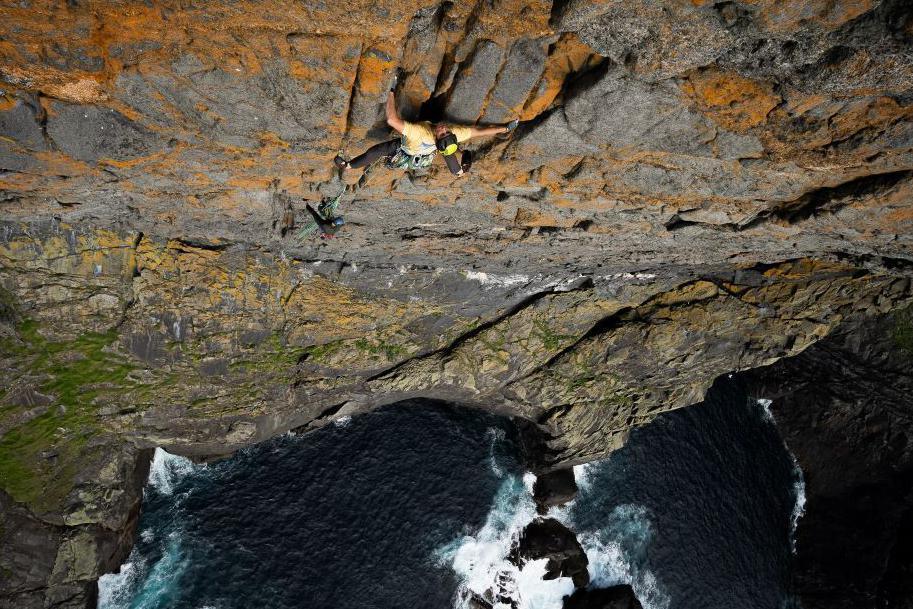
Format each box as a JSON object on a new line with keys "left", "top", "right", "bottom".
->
{"left": 386, "top": 148, "right": 435, "bottom": 171}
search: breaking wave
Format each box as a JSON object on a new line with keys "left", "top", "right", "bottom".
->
{"left": 99, "top": 449, "right": 197, "bottom": 609}
{"left": 147, "top": 447, "right": 199, "bottom": 496}
{"left": 757, "top": 398, "right": 807, "bottom": 552}
{"left": 435, "top": 461, "right": 668, "bottom": 609}
{"left": 434, "top": 473, "right": 565, "bottom": 609}
{"left": 575, "top": 505, "right": 669, "bottom": 609}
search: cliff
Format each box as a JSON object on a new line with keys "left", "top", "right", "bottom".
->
{"left": 744, "top": 304, "right": 913, "bottom": 608}
{"left": 1, "top": 1, "right": 912, "bottom": 607}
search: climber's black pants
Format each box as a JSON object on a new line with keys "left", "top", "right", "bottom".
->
{"left": 350, "top": 139, "right": 400, "bottom": 168}
{"left": 349, "top": 138, "right": 470, "bottom": 175}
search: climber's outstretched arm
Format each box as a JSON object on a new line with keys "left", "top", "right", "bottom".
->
{"left": 467, "top": 125, "right": 509, "bottom": 139}
{"left": 386, "top": 92, "right": 405, "bottom": 134}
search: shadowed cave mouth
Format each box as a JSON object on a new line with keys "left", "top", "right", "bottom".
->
{"left": 98, "top": 383, "right": 802, "bottom": 609}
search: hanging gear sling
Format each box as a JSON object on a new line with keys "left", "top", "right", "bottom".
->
{"left": 297, "top": 154, "right": 387, "bottom": 240}
{"left": 299, "top": 140, "right": 438, "bottom": 240}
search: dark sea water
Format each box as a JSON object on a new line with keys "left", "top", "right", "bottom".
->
{"left": 565, "top": 379, "right": 801, "bottom": 609}
{"left": 98, "top": 379, "right": 802, "bottom": 609}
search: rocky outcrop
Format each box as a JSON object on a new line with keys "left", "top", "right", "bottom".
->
{"left": 533, "top": 468, "right": 578, "bottom": 513}
{"left": 563, "top": 586, "right": 643, "bottom": 609}
{"left": 1, "top": 0, "right": 913, "bottom": 607}
{"left": 510, "top": 517, "right": 590, "bottom": 589}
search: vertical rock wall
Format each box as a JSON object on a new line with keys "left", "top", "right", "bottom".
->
{"left": 1, "top": 1, "right": 913, "bottom": 607}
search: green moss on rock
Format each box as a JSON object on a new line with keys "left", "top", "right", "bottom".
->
{"left": 893, "top": 307, "right": 913, "bottom": 355}
{"left": 354, "top": 337, "right": 408, "bottom": 361}
{"left": 532, "top": 319, "right": 574, "bottom": 352}
{"left": 0, "top": 320, "right": 135, "bottom": 513}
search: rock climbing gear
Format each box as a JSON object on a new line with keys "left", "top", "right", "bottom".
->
{"left": 298, "top": 193, "right": 344, "bottom": 239}
{"left": 386, "top": 148, "right": 435, "bottom": 171}
{"left": 435, "top": 132, "right": 459, "bottom": 156}
{"left": 297, "top": 155, "right": 382, "bottom": 242}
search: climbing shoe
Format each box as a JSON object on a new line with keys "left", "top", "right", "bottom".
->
{"left": 498, "top": 119, "right": 519, "bottom": 140}
{"left": 461, "top": 150, "right": 473, "bottom": 173}
{"left": 333, "top": 155, "right": 349, "bottom": 170}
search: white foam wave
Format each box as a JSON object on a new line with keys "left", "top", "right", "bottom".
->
{"left": 789, "top": 474, "right": 807, "bottom": 553}
{"left": 148, "top": 447, "right": 198, "bottom": 496}
{"left": 756, "top": 399, "right": 807, "bottom": 553}
{"left": 333, "top": 415, "right": 353, "bottom": 428}
{"left": 436, "top": 473, "right": 576, "bottom": 609}
{"left": 576, "top": 505, "right": 670, "bottom": 609}
{"left": 97, "top": 561, "right": 138, "bottom": 609}
{"left": 486, "top": 428, "right": 507, "bottom": 478}
{"left": 98, "top": 535, "right": 189, "bottom": 609}
{"left": 757, "top": 398, "right": 774, "bottom": 423}
{"left": 514, "top": 559, "right": 576, "bottom": 609}
{"left": 573, "top": 462, "right": 596, "bottom": 493}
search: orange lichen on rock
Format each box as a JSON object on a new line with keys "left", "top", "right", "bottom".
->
{"left": 522, "top": 34, "right": 600, "bottom": 120}
{"left": 0, "top": 65, "right": 108, "bottom": 103}
{"left": 357, "top": 47, "right": 400, "bottom": 96}
{"left": 743, "top": 0, "right": 875, "bottom": 32}
{"left": 682, "top": 68, "right": 781, "bottom": 132}
{"left": 828, "top": 96, "right": 913, "bottom": 141}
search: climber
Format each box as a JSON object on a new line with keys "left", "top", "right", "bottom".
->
{"left": 334, "top": 83, "right": 519, "bottom": 176}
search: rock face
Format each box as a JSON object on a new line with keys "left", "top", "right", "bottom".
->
{"left": 1, "top": 1, "right": 913, "bottom": 607}
{"left": 533, "top": 467, "right": 578, "bottom": 513}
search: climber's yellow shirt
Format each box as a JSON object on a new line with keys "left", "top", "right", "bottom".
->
{"left": 400, "top": 121, "right": 472, "bottom": 155}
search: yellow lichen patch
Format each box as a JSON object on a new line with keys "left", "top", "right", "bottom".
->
{"left": 683, "top": 68, "right": 781, "bottom": 132}
{"left": 759, "top": 258, "right": 846, "bottom": 280}
{"left": 0, "top": 64, "right": 108, "bottom": 103}
{"left": 648, "top": 281, "right": 720, "bottom": 308}
{"left": 513, "top": 208, "right": 571, "bottom": 228}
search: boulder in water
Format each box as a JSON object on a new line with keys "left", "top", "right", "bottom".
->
{"left": 563, "top": 585, "right": 643, "bottom": 609}
{"left": 509, "top": 517, "right": 590, "bottom": 589}
{"left": 533, "top": 468, "right": 578, "bottom": 513}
